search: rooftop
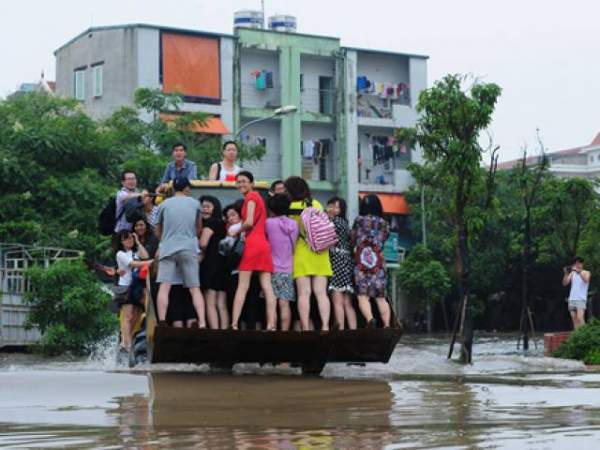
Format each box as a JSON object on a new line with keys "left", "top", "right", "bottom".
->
{"left": 54, "top": 23, "right": 428, "bottom": 60}
{"left": 497, "top": 132, "right": 600, "bottom": 170}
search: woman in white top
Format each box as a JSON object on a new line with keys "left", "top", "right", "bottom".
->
{"left": 116, "top": 230, "right": 153, "bottom": 351}
{"left": 209, "top": 141, "right": 242, "bottom": 182}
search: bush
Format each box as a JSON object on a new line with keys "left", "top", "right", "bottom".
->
{"left": 553, "top": 318, "right": 600, "bottom": 362}
{"left": 25, "top": 259, "right": 118, "bottom": 355}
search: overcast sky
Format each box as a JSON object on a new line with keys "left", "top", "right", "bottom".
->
{"left": 2, "top": 0, "right": 598, "bottom": 161}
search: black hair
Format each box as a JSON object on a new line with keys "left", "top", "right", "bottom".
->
{"left": 172, "top": 142, "right": 187, "bottom": 151}
{"left": 574, "top": 256, "right": 585, "bottom": 264}
{"left": 236, "top": 170, "right": 254, "bottom": 183}
{"left": 284, "top": 176, "right": 312, "bottom": 203}
{"left": 199, "top": 195, "right": 223, "bottom": 220}
{"left": 270, "top": 179, "right": 284, "bottom": 192}
{"left": 132, "top": 218, "right": 153, "bottom": 242}
{"left": 223, "top": 200, "right": 243, "bottom": 219}
{"left": 173, "top": 177, "right": 191, "bottom": 192}
{"left": 222, "top": 140, "right": 238, "bottom": 151}
{"left": 327, "top": 196, "right": 347, "bottom": 220}
{"left": 117, "top": 230, "right": 134, "bottom": 252}
{"left": 359, "top": 194, "right": 384, "bottom": 217}
{"left": 121, "top": 170, "right": 136, "bottom": 181}
{"left": 268, "top": 194, "right": 291, "bottom": 217}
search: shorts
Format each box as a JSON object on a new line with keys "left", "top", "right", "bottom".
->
{"left": 157, "top": 251, "right": 200, "bottom": 288}
{"left": 272, "top": 272, "right": 295, "bottom": 301}
{"left": 568, "top": 299, "right": 587, "bottom": 311}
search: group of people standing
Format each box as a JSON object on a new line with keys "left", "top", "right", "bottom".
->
{"left": 111, "top": 141, "right": 393, "bottom": 351}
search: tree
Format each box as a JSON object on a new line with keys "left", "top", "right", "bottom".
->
{"left": 397, "top": 74, "right": 502, "bottom": 363}
{"left": 514, "top": 132, "right": 549, "bottom": 351}
{"left": 25, "top": 259, "right": 118, "bottom": 355}
{"left": 398, "top": 244, "right": 452, "bottom": 328}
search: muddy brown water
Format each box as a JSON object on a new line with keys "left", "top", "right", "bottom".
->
{"left": 1, "top": 334, "right": 599, "bottom": 449}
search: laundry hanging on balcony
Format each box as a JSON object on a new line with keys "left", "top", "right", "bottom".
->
{"left": 251, "top": 70, "right": 274, "bottom": 90}
{"left": 302, "top": 139, "right": 330, "bottom": 163}
{"left": 356, "top": 76, "right": 408, "bottom": 99}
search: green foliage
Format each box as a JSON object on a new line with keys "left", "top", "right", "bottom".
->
{"left": 553, "top": 319, "right": 600, "bottom": 363}
{"left": 25, "top": 259, "right": 118, "bottom": 355}
{"left": 0, "top": 89, "right": 266, "bottom": 263}
{"left": 398, "top": 244, "right": 451, "bottom": 311}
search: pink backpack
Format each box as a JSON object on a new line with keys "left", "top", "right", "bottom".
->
{"left": 300, "top": 204, "right": 338, "bottom": 252}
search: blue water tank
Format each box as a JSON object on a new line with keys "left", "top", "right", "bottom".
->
{"left": 268, "top": 15, "right": 297, "bottom": 32}
{"left": 234, "top": 10, "right": 264, "bottom": 29}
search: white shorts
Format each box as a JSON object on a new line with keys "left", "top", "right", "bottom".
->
{"left": 568, "top": 299, "right": 587, "bottom": 312}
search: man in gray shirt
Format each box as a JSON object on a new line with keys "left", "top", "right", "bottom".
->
{"left": 156, "top": 177, "right": 205, "bottom": 327}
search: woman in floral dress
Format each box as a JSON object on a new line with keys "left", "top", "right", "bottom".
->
{"left": 352, "top": 194, "right": 391, "bottom": 328}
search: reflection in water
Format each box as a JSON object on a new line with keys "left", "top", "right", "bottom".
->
{"left": 1, "top": 335, "right": 600, "bottom": 449}
{"left": 112, "top": 374, "right": 394, "bottom": 450}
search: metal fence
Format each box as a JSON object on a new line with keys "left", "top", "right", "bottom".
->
{"left": 0, "top": 243, "right": 81, "bottom": 347}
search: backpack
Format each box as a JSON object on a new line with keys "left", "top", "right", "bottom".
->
{"left": 300, "top": 202, "right": 338, "bottom": 252}
{"left": 99, "top": 197, "right": 120, "bottom": 235}
{"left": 355, "top": 240, "right": 384, "bottom": 273}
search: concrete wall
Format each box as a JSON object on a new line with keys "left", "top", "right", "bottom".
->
{"left": 239, "top": 119, "right": 281, "bottom": 180}
{"left": 55, "top": 28, "right": 138, "bottom": 119}
{"left": 343, "top": 49, "right": 360, "bottom": 221}
{"left": 300, "top": 55, "right": 335, "bottom": 114}
{"left": 240, "top": 48, "right": 281, "bottom": 109}
{"left": 356, "top": 51, "right": 410, "bottom": 87}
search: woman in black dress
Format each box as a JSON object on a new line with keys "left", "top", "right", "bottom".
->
{"left": 327, "top": 197, "right": 357, "bottom": 330}
{"left": 199, "top": 195, "right": 228, "bottom": 329}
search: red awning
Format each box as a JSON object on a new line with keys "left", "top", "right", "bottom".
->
{"left": 359, "top": 192, "right": 410, "bottom": 214}
{"left": 160, "top": 113, "right": 230, "bottom": 135}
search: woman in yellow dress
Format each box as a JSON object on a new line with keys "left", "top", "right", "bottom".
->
{"left": 285, "top": 176, "right": 333, "bottom": 331}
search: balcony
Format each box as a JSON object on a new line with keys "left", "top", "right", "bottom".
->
{"left": 240, "top": 82, "right": 281, "bottom": 112}
{"left": 300, "top": 88, "right": 336, "bottom": 117}
{"left": 357, "top": 87, "right": 412, "bottom": 126}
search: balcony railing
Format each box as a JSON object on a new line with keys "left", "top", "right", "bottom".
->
{"left": 240, "top": 82, "right": 281, "bottom": 110}
{"left": 357, "top": 89, "right": 411, "bottom": 119}
{"left": 300, "top": 88, "right": 336, "bottom": 115}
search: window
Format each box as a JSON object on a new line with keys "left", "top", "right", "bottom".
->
{"left": 74, "top": 69, "right": 85, "bottom": 100}
{"left": 300, "top": 73, "right": 304, "bottom": 92}
{"left": 92, "top": 65, "right": 103, "bottom": 97}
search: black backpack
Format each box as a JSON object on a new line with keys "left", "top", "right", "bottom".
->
{"left": 99, "top": 197, "right": 120, "bottom": 235}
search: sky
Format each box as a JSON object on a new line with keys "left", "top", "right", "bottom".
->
{"left": 1, "top": 0, "right": 598, "bottom": 162}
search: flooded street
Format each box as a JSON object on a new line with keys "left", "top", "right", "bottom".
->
{"left": 1, "top": 334, "right": 599, "bottom": 449}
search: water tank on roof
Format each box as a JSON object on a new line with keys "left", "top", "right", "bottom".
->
{"left": 268, "top": 15, "right": 297, "bottom": 32}
{"left": 234, "top": 10, "right": 264, "bottom": 29}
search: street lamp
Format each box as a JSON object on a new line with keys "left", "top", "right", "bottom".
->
{"left": 234, "top": 105, "right": 297, "bottom": 140}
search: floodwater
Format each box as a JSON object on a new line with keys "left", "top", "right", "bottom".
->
{"left": 1, "top": 334, "right": 599, "bottom": 449}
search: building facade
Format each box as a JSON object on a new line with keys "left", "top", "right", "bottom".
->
{"left": 54, "top": 22, "right": 428, "bottom": 225}
{"left": 497, "top": 132, "right": 600, "bottom": 184}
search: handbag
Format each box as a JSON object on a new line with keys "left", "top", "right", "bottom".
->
{"left": 112, "top": 285, "right": 130, "bottom": 304}
{"left": 224, "top": 237, "right": 245, "bottom": 271}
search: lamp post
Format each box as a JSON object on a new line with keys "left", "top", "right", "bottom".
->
{"left": 234, "top": 105, "right": 297, "bottom": 141}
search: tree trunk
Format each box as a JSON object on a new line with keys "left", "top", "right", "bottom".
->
{"left": 451, "top": 217, "right": 472, "bottom": 364}
{"left": 520, "top": 209, "right": 531, "bottom": 351}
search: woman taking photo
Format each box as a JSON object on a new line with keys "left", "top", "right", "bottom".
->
{"left": 327, "top": 197, "right": 357, "bottom": 330}
{"left": 230, "top": 171, "right": 277, "bottom": 330}
{"left": 285, "top": 176, "right": 333, "bottom": 331}
{"left": 352, "top": 194, "right": 391, "bottom": 328}
{"left": 116, "top": 231, "right": 153, "bottom": 351}
{"left": 199, "top": 195, "right": 229, "bottom": 329}
{"left": 209, "top": 141, "right": 242, "bottom": 182}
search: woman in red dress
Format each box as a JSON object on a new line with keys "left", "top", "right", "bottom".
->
{"left": 230, "top": 171, "right": 277, "bottom": 330}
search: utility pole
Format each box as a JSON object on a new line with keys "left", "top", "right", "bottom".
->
{"left": 422, "top": 185, "right": 432, "bottom": 333}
